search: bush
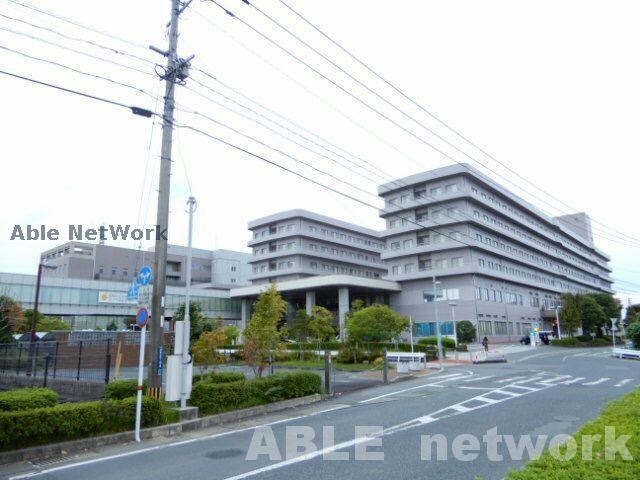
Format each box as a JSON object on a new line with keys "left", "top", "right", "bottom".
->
{"left": 456, "top": 320, "right": 477, "bottom": 343}
{"left": 194, "top": 371, "right": 246, "bottom": 384}
{"left": 189, "top": 380, "right": 261, "bottom": 415}
{"left": 417, "top": 337, "right": 456, "bottom": 349}
{"left": 0, "top": 388, "right": 59, "bottom": 412}
{"left": 254, "top": 372, "right": 322, "bottom": 402}
{"left": 551, "top": 337, "right": 580, "bottom": 347}
{"left": 336, "top": 345, "right": 365, "bottom": 364}
{"left": 105, "top": 379, "right": 146, "bottom": 400}
{"left": 627, "top": 322, "right": 640, "bottom": 350}
{"left": 0, "top": 396, "right": 164, "bottom": 451}
{"left": 189, "top": 372, "right": 322, "bottom": 415}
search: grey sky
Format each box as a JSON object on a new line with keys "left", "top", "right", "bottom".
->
{"left": 1, "top": 0, "right": 639, "bottom": 305}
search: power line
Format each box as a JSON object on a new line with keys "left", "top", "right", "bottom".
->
{"left": 188, "top": 7, "right": 424, "bottom": 169}
{"left": 0, "top": 11, "right": 155, "bottom": 65}
{"left": 206, "top": 0, "right": 640, "bottom": 249}
{"left": 0, "top": 44, "right": 158, "bottom": 102}
{"left": 6, "top": 0, "right": 149, "bottom": 51}
{"left": 0, "top": 24, "right": 154, "bottom": 78}
{"left": 183, "top": 72, "right": 622, "bottom": 286}
{"left": 0, "top": 68, "right": 153, "bottom": 117}
{"left": 272, "top": 0, "right": 640, "bottom": 247}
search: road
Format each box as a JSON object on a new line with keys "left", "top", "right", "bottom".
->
{"left": 3, "top": 346, "right": 639, "bottom": 480}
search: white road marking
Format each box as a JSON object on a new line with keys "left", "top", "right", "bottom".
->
{"left": 615, "top": 379, "right": 632, "bottom": 387}
{"left": 8, "top": 405, "right": 350, "bottom": 480}
{"left": 537, "top": 375, "right": 572, "bottom": 385}
{"left": 358, "top": 373, "right": 468, "bottom": 403}
{"left": 494, "top": 376, "right": 527, "bottom": 384}
{"left": 582, "top": 377, "right": 610, "bottom": 386}
{"left": 558, "top": 377, "right": 585, "bottom": 385}
{"left": 462, "top": 375, "right": 494, "bottom": 383}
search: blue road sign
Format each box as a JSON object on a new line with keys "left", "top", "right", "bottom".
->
{"left": 127, "top": 281, "right": 140, "bottom": 301}
{"left": 138, "top": 266, "right": 153, "bottom": 286}
{"left": 136, "top": 307, "right": 149, "bottom": 328}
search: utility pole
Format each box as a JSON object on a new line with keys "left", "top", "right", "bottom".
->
{"left": 432, "top": 277, "right": 443, "bottom": 368}
{"left": 148, "top": 0, "right": 193, "bottom": 397}
{"left": 180, "top": 196, "right": 196, "bottom": 408}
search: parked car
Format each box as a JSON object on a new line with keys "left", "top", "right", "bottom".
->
{"left": 519, "top": 335, "right": 531, "bottom": 345}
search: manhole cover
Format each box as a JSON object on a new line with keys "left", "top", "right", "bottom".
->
{"left": 205, "top": 448, "right": 245, "bottom": 459}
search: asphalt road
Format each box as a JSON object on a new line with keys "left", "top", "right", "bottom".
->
{"left": 3, "top": 346, "right": 639, "bottom": 480}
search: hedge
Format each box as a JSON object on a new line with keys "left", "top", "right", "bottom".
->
{"left": 0, "top": 396, "right": 164, "bottom": 451}
{"left": 507, "top": 388, "right": 640, "bottom": 480}
{"left": 105, "top": 379, "right": 147, "bottom": 400}
{"left": 550, "top": 337, "right": 581, "bottom": 347}
{"left": 190, "top": 371, "right": 322, "bottom": 415}
{"left": 0, "top": 388, "right": 59, "bottom": 412}
{"left": 417, "top": 337, "right": 457, "bottom": 349}
{"left": 192, "top": 371, "right": 246, "bottom": 384}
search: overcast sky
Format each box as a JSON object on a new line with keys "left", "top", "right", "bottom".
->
{"left": 1, "top": 0, "right": 639, "bottom": 306}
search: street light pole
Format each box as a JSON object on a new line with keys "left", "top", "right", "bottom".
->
{"left": 27, "top": 262, "right": 56, "bottom": 376}
{"left": 433, "top": 277, "right": 443, "bottom": 368}
{"left": 554, "top": 306, "right": 563, "bottom": 339}
{"left": 180, "top": 196, "right": 196, "bottom": 409}
{"left": 449, "top": 302, "right": 458, "bottom": 360}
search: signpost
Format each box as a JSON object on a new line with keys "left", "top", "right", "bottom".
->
{"left": 134, "top": 266, "right": 152, "bottom": 443}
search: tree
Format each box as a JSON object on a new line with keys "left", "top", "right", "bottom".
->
{"left": 626, "top": 322, "right": 640, "bottom": 350}
{"left": 289, "top": 310, "right": 311, "bottom": 360}
{"left": 173, "top": 302, "right": 219, "bottom": 341}
{"left": 244, "top": 285, "right": 287, "bottom": 377}
{"left": 223, "top": 325, "right": 240, "bottom": 345}
{"left": 0, "top": 296, "right": 24, "bottom": 343}
{"left": 20, "top": 310, "right": 70, "bottom": 332}
{"left": 347, "top": 304, "right": 409, "bottom": 345}
{"left": 624, "top": 304, "right": 640, "bottom": 325}
{"left": 559, "top": 293, "right": 581, "bottom": 336}
{"left": 106, "top": 320, "right": 119, "bottom": 331}
{"left": 192, "top": 326, "right": 229, "bottom": 373}
{"left": 581, "top": 296, "right": 607, "bottom": 336}
{"left": 308, "top": 306, "right": 335, "bottom": 351}
{"left": 587, "top": 293, "right": 621, "bottom": 321}
{"left": 456, "top": 320, "right": 476, "bottom": 344}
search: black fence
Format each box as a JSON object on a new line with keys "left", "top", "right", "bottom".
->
{"left": 0, "top": 340, "right": 114, "bottom": 385}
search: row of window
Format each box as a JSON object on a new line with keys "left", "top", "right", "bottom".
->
{"left": 390, "top": 255, "right": 465, "bottom": 275}
{"left": 307, "top": 225, "right": 384, "bottom": 250}
{"left": 477, "top": 320, "right": 533, "bottom": 336}
{"left": 470, "top": 183, "right": 600, "bottom": 262}
{"left": 474, "top": 286, "right": 560, "bottom": 308}
{"left": 423, "top": 288, "right": 461, "bottom": 302}
{"left": 385, "top": 182, "right": 460, "bottom": 208}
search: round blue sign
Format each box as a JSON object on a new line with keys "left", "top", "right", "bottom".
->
{"left": 136, "top": 307, "right": 149, "bottom": 328}
{"left": 138, "top": 266, "right": 153, "bottom": 286}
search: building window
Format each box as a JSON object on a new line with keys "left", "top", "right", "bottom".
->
{"left": 111, "top": 267, "right": 117, "bottom": 275}
{"left": 482, "top": 288, "right": 490, "bottom": 301}
{"left": 451, "top": 257, "right": 463, "bottom": 267}
{"left": 392, "top": 265, "right": 400, "bottom": 275}
{"left": 495, "top": 322, "right": 508, "bottom": 335}
{"left": 430, "top": 187, "right": 443, "bottom": 196}
{"left": 478, "top": 320, "right": 493, "bottom": 336}
{"left": 403, "top": 239, "right": 413, "bottom": 249}
{"left": 445, "top": 183, "right": 458, "bottom": 193}
{"left": 404, "top": 263, "right": 414, "bottom": 273}
{"left": 435, "top": 259, "right": 448, "bottom": 269}
{"left": 390, "top": 241, "right": 401, "bottom": 250}
{"left": 475, "top": 287, "right": 481, "bottom": 300}
{"left": 389, "top": 219, "right": 399, "bottom": 229}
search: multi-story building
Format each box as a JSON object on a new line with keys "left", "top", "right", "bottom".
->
{"left": 379, "top": 164, "right": 613, "bottom": 340}
{"left": 232, "top": 164, "right": 613, "bottom": 342}
{"left": 232, "top": 210, "right": 398, "bottom": 340}
{"left": 39, "top": 242, "right": 251, "bottom": 288}
{"left": 0, "top": 272, "right": 241, "bottom": 330}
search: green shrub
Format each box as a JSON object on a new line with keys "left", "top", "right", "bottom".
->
{"left": 189, "top": 372, "right": 322, "bottom": 415}
{"left": 0, "top": 396, "right": 164, "bottom": 451}
{"left": 551, "top": 337, "right": 580, "bottom": 347}
{"left": 336, "top": 345, "right": 364, "bottom": 364}
{"left": 456, "top": 320, "right": 477, "bottom": 343}
{"left": 189, "top": 380, "right": 261, "bottom": 415}
{"left": 199, "top": 371, "right": 246, "bottom": 384}
{"left": 417, "top": 337, "right": 456, "bottom": 349}
{"left": 627, "top": 322, "right": 640, "bottom": 349}
{"left": 0, "top": 388, "right": 59, "bottom": 412}
{"left": 105, "top": 379, "right": 147, "bottom": 400}
{"left": 254, "top": 372, "right": 322, "bottom": 402}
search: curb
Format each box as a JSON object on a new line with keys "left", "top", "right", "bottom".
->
{"left": 0, "top": 394, "right": 324, "bottom": 466}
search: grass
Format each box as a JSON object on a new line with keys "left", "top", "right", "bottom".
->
{"left": 506, "top": 388, "right": 640, "bottom": 479}
{"left": 273, "top": 359, "right": 381, "bottom": 372}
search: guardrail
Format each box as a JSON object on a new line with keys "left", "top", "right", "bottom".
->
{"left": 612, "top": 347, "right": 640, "bottom": 359}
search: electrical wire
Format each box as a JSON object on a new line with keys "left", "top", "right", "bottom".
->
{"left": 213, "top": 0, "right": 640, "bottom": 249}
{"left": 0, "top": 11, "right": 155, "bottom": 65}
{"left": 6, "top": 0, "right": 149, "bottom": 51}
{"left": 275, "top": 0, "right": 640, "bottom": 247}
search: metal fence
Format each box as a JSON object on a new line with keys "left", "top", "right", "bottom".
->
{"left": 0, "top": 340, "right": 116, "bottom": 385}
